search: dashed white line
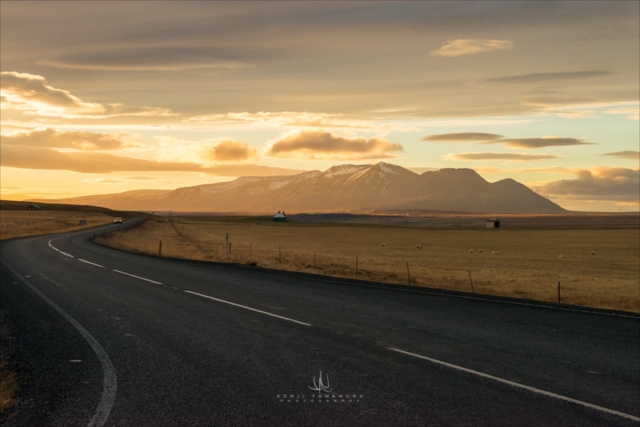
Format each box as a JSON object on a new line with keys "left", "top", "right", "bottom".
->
{"left": 79, "top": 259, "right": 105, "bottom": 268}
{"left": 185, "top": 290, "right": 312, "bottom": 327}
{"left": 48, "top": 239, "right": 74, "bottom": 258}
{"left": 388, "top": 347, "right": 640, "bottom": 423}
{"left": 113, "top": 269, "right": 163, "bottom": 285}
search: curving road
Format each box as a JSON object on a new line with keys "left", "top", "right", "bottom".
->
{"left": 1, "top": 220, "right": 639, "bottom": 426}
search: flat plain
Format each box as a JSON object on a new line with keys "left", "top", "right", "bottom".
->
{"left": 96, "top": 213, "right": 640, "bottom": 313}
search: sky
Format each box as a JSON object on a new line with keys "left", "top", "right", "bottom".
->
{"left": 1, "top": 1, "right": 638, "bottom": 212}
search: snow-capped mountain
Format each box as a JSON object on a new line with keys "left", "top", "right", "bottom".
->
{"left": 41, "top": 162, "right": 566, "bottom": 213}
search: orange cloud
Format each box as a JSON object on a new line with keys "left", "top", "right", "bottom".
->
{"left": 205, "top": 139, "right": 258, "bottom": 162}
{"left": 430, "top": 39, "right": 513, "bottom": 57}
{"left": 265, "top": 130, "right": 403, "bottom": 160}
{"left": 1, "top": 128, "right": 137, "bottom": 150}
{"left": 0, "top": 71, "right": 173, "bottom": 118}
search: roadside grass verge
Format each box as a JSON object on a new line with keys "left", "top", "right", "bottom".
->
{"left": 0, "top": 310, "right": 17, "bottom": 415}
{"left": 95, "top": 218, "right": 640, "bottom": 313}
{"left": 0, "top": 362, "right": 17, "bottom": 414}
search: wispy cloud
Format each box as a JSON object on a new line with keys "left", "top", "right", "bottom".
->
{"left": 186, "top": 111, "right": 420, "bottom": 132}
{"left": 484, "top": 70, "right": 613, "bottom": 84}
{"left": 499, "top": 137, "right": 593, "bottom": 149}
{"left": 446, "top": 152, "right": 560, "bottom": 162}
{"left": 422, "top": 132, "right": 503, "bottom": 142}
{"left": 601, "top": 150, "right": 640, "bottom": 160}
{"left": 529, "top": 167, "right": 639, "bottom": 202}
{"left": 430, "top": 39, "right": 513, "bottom": 57}
{"left": 0, "top": 128, "right": 139, "bottom": 150}
{"left": 0, "top": 71, "right": 174, "bottom": 118}
{"left": 38, "top": 46, "right": 254, "bottom": 71}
{"left": 605, "top": 106, "right": 640, "bottom": 121}
{"left": 424, "top": 132, "right": 594, "bottom": 149}
{"left": 265, "top": 130, "right": 402, "bottom": 160}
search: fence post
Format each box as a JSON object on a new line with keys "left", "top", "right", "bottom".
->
{"left": 468, "top": 270, "right": 474, "bottom": 293}
{"left": 159, "top": 239, "right": 162, "bottom": 256}
{"left": 407, "top": 262, "right": 411, "bottom": 286}
{"left": 228, "top": 242, "right": 232, "bottom": 255}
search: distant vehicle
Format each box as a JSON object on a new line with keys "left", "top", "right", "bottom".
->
{"left": 114, "top": 217, "right": 123, "bottom": 224}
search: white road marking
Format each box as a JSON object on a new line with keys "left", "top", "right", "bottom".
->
{"left": 388, "top": 347, "right": 640, "bottom": 423}
{"left": 48, "top": 239, "right": 74, "bottom": 258}
{"left": 113, "top": 270, "right": 163, "bottom": 285}
{"left": 1, "top": 259, "right": 117, "bottom": 427}
{"left": 185, "top": 290, "right": 312, "bottom": 327}
{"left": 79, "top": 259, "right": 105, "bottom": 268}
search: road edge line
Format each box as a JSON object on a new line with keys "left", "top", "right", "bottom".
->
{"left": 1, "top": 258, "right": 117, "bottom": 427}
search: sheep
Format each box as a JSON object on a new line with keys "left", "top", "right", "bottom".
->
{"left": 559, "top": 255, "right": 564, "bottom": 258}
{"left": 416, "top": 245, "right": 423, "bottom": 249}
{"left": 591, "top": 251, "right": 596, "bottom": 255}
{"left": 492, "top": 251, "right": 500, "bottom": 255}
{"left": 469, "top": 249, "right": 474, "bottom": 253}
{"left": 478, "top": 249, "right": 484, "bottom": 253}
{"left": 381, "top": 243, "right": 386, "bottom": 247}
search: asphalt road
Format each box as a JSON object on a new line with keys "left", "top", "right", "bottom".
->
{"left": 1, "top": 220, "right": 639, "bottom": 426}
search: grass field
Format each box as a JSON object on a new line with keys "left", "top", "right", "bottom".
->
{"left": 0, "top": 210, "right": 116, "bottom": 240}
{"left": 96, "top": 216, "right": 640, "bottom": 313}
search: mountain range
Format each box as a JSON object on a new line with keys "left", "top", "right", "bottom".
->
{"left": 39, "top": 162, "right": 566, "bottom": 213}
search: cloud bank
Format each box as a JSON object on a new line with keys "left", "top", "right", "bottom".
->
{"left": 1, "top": 128, "right": 136, "bottom": 150}
{"left": 1, "top": 144, "right": 302, "bottom": 176}
{"left": 530, "top": 167, "right": 639, "bottom": 202}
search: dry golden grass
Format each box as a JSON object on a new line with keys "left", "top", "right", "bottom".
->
{"left": 0, "top": 361, "right": 17, "bottom": 414}
{"left": 0, "top": 210, "right": 115, "bottom": 240}
{"left": 96, "top": 218, "right": 640, "bottom": 313}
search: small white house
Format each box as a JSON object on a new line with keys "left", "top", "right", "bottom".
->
{"left": 486, "top": 219, "right": 500, "bottom": 228}
{"left": 273, "top": 211, "right": 288, "bottom": 222}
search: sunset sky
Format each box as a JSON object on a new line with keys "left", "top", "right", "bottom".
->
{"left": 1, "top": 1, "right": 638, "bottom": 211}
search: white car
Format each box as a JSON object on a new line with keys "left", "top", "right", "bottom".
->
{"left": 114, "top": 217, "right": 123, "bottom": 224}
